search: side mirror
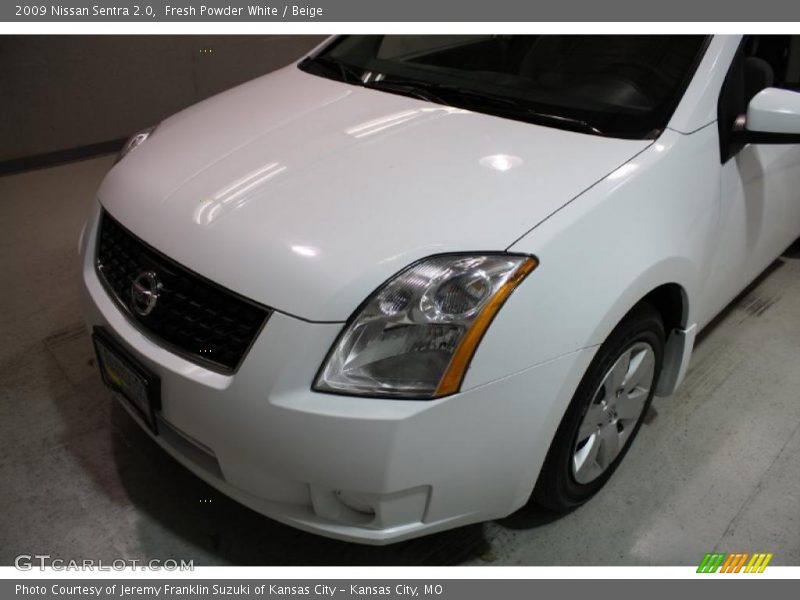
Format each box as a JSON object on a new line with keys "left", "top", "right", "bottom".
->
{"left": 732, "top": 87, "right": 800, "bottom": 144}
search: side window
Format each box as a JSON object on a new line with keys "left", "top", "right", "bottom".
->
{"left": 746, "top": 35, "right": 800, "bottom": 90}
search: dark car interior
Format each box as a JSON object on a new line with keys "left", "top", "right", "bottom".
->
{"left": 400, "top": 35, "right": 705, "bottom": 114}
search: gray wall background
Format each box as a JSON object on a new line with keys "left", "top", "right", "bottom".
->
{"left": 0, "top": 35, "right": 327, "bottom": 162}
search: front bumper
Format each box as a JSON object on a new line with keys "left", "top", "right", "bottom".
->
{"left": 79, "top": 204, "right": 594, "bottom": 544}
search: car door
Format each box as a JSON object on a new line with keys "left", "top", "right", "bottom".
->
{"left": 699, "top": 35, "right": 800, "bottom": 328}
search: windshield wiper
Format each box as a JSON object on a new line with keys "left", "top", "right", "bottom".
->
{"left": 302, "top": 64, "right": 606, "bottom": 136}
{"left": 361, "top": 79, "right": 449, "bottom": 105}
{"left": 518, "top": 111, "right": 604, "bottom": 136}
{"left": 363, "top": 77, "right": 605, "bottom": 136}
{"left": 367, "top": 77, "right": 518, "bottom": 109}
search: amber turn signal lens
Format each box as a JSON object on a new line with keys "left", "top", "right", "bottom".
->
{"left": 435, "top": 256, "right": 538, "bottom": 396}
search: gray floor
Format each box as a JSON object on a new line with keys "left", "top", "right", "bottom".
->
{"left": 1, "top": 156, "right": 799, "bottom": 566}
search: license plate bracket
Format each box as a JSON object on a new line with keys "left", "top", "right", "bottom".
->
{"left": 92, "top": 326, "right": 161, "bottom": 434}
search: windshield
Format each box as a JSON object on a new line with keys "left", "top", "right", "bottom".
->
{"left": 299, "top": 35, "right": 710, "bottom": 139}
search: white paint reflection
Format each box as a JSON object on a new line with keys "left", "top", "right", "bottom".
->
{"left": 606, "top": 163, "right": 639, "bottom": 181}
{"left": 346, "top": 110, "right": 420, "bottom": 138}
{"left": 479, "top": 154, "right": 523, "bottom": 172}
{"left": 346, "top": 106, "right": 467, "bottom": 139}
{"left": 291, "top": 245, "right": 319, "bottom": 258}
{"left": 194, "top": 162, "right": 287, "bottom": 226}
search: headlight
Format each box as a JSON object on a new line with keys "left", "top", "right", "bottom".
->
{"left": 314, "top": 254, "right": 537, "bottom": 399}
{"left": 115, "top": 125, "right": 156, "bottom": 164}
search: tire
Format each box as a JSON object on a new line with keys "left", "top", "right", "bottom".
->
{"left": 533, "top": 302, "right": 665, "bottom": 511}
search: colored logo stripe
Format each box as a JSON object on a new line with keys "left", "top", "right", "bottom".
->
{"left": 720, "top": 553, "right": 748, "bottom": 573}
{"left": 745, "top": 553, "right": 773, "bottom": 573}
{"left": 697, "top": 552, "right": 773, "bottom": 573}
{"left": 697, "top": 553, "right": 726, "bottom": 573}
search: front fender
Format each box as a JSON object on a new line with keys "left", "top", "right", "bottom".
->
{"left": 461, "top": 126, "right": 719, "bottom": 394}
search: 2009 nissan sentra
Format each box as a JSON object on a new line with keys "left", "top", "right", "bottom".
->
{"left": 79, "top": 35, "right": 800, "bottom": 543}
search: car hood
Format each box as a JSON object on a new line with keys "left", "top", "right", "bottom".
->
{"left": 98, "top": 66, "right": 651, "bottom": 322}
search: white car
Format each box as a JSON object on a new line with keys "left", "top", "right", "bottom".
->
{"left": 80, "top": 35, "right": 800, "bottom": 544}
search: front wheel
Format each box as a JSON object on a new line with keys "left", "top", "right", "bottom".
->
{"left": 533, "top": 302, "right": 664, "bottom": 510}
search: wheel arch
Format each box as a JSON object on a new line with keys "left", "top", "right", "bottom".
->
{"left": 595, "top": 276, "right": 695, "bottom": 399}
{"left": 641, "top": 282, "right": 689, "bottom": 333}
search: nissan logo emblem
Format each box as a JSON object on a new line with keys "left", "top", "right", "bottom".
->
{"left": 130, "top": 270, "right": 161, "bottom": 317}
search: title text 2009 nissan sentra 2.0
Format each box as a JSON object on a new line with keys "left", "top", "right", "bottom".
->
{"left": 80, "top": 35, "right": 800, "bottom": 543}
